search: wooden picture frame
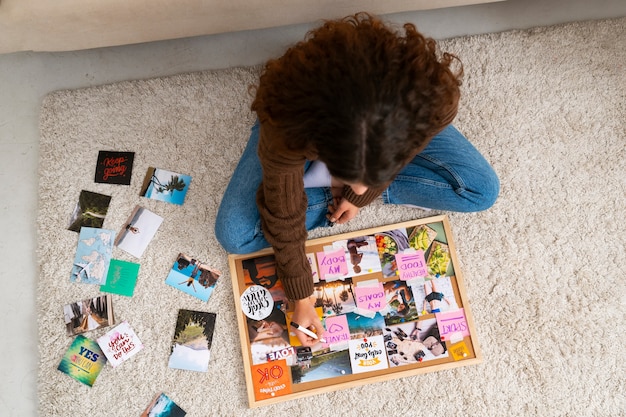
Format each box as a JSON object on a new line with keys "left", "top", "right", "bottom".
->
{"left": 228, "top": 214, "right": 481, "bottom": 407}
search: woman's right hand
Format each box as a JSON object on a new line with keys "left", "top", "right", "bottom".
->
{"left": 290, "top": 297, "right": 325, "bottom": 347}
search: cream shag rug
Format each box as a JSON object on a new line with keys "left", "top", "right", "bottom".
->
{"left": 37, "top": 18, "right": 625, "bottom": 416}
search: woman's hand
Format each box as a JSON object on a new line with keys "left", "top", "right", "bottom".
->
{"left": 327, "top": 197, "right": 360, "bottom": 224}
{"left": 290, "top": 297, "right": 325, "bottom": 347}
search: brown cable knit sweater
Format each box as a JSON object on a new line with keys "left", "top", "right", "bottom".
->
{"left": 256, "top": 123, "right": 388, "bottom": 301}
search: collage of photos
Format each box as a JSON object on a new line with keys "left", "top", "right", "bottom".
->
{"left": 59, "top": 151, "right": 213, "bottom": 411}
{"left": 234, "top": 219, "right": 476, "bottom": 402}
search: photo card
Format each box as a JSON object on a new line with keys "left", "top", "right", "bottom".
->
{"left": 64, "top": 294, "right": 115, "bottom": 336}
{"left": 100, "top": 258, "right": 140, "bottom": 297}
{"left": 168, "top": 310, "right": 217, "bottom": 372}
{"left": 97, "top": 321, "right": 144, "bottom": 368}
{"left": 94, "top": 150, "right": 135, "bottom": 185}
{"left": 165, "top": 253, "right": 221, "bottom": 302}
{"left": 57, "top": 335, "right": 107, "bottom": 387}
{"left": 115, "top": 205, "right": 163, "bottom": 258}
{"left": 141, "top": 392, "right": 186, "bottom": 417}
{"left": 70, "top": 227, "right": 115, "bottom": 285}
{"left": 140, "top": 167, "right": 192, "bottom": 205}
{"left": 68, "top": 190, "right": 112, "bottom": 232}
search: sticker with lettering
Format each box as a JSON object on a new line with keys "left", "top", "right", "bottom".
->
{"left": 354, "top": 281, "right": 386, "bottom": 313}
{"left": 251, "top": 359, "right": 292, "bottom": 400}
{"left": 395, "top": 249, "right": 428, "bottom": 280}
{"left": 348, "top": 335, "right": 389, "bottom": 374}
{"left": 94, "top": 151, "right": 134, "bottom": 185}
{"left": 435, "top": 308, "right": 470, "bottom": 340}
{"left": 322, "top": 315, "right": 351, "bottom": 350}
{"left": 448, "top": 340, "right": 471, "bottom": 361}
{"left": 240, "top": 285, "right": 274, "bottom": 320}
{"left": 267, "top": 346, "right": 296, "bottom": 362}
{"left": 316, "top": 248, "right": 349, "bottom": 281}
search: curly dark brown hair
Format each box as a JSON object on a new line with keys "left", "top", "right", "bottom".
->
{"left": 252, "top": 12, "right": 463, "bottom": 186}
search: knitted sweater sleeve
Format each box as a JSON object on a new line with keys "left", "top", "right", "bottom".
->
{"left": 256, "top": 125, "right": 313, "bottom": 301}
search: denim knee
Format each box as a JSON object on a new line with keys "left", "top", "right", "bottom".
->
{"left": 214, "top": 212, "right": 268, "bottom": 255}
{"left": 468, "top": 168, "right": 500, "bottom": 212}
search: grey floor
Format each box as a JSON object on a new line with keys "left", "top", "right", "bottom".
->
{"left": 1, "top": 0, "right": 624, "bottom": 414}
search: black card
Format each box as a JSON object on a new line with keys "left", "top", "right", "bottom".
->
{"left": 94, "top": 151, "right": 135, "bottom": 185}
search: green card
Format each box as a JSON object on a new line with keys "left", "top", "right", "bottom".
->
{"left": 101, "top": 259, "right": 140, "bottom": 297}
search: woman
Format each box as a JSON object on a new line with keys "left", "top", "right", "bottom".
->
{"left": 216, "top": 13, "right": 499, "bottom": 346}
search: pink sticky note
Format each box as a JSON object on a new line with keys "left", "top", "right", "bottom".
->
{"left": 435, "top": 308, "right": 470, "bottom": 340}
{"left": 322, "top": 315, "right": 350, "bottom": 347}
{"left": 354, "top": 282, "right": 386, "bottom": 312}
{"left": 316, "top": 248, "right": 348, "bottom": 280}
{"left": 395, "top": 250, "right": 427, "bottom": 280}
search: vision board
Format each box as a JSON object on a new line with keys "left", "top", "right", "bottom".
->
{"left": 228, "top": 214, "right": 481, "bottom": 407}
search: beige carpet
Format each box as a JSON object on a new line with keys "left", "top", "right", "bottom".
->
{"left": 37, "top": 18, "right": 625, "bottom": 416}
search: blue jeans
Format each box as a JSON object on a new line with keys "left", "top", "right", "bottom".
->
{"left": 215, "top": 121, "right": 499, "bottom": 254}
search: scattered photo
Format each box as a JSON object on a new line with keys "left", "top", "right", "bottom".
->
{"left": 94, "top": 150, "right": 135, "bottom": 185}
{"left": 141, "top": 392, "right": 186, "bottom": 417}
{"left": 100, "top": 259, "right": 140, "bottom": 297}
{"left": 64, "top": 294, "right": 114, "bottom": 336}
{"left": 70, "top": 227, "right": 115, "bottom": 285}
{"left": 165, "top": 253, "right": 220, "bottom": 302}
{"left": 57, "top": 335, "right": 107, "bottom": 387}
{"left": 168, "top": 310, "right": 217, "bottom": 372}
{"left": 140, "top": 167, "right": 191, "bottom": 205}
{"left": 97, "top": 321, "right": 144, "bottom": 368}
{"left": 68, "top": 190, "right": 111, "bottom": 232}
{"left": 115, "top": 205, "right": 163, "bottom": 258}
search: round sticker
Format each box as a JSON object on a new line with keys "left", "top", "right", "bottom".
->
{"left": 240, "top": 285, "right": 274, "bottom": 320}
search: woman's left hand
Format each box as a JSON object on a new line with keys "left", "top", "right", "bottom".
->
{"left": 327, "top": 198, "right": 360, "bottom": 224}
